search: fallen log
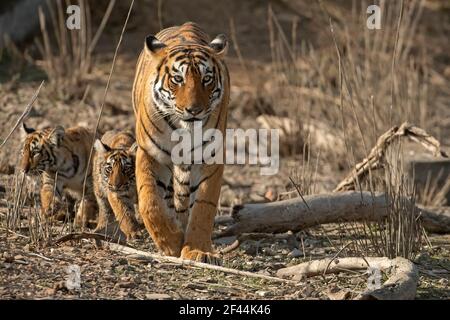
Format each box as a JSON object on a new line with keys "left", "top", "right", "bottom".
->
{"left": 215, "top": 191, "right": 450, "bottom": 237}
{"left": 277, "top": 257, "right": 418, "bottom": 300}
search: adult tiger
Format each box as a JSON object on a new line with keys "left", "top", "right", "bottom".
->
{"left": 132, "top": 22, "right": 229, "bottom": 264}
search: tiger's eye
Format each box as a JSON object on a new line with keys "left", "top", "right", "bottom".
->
{"left": 203, "top": 75, "right": 212, "bottom": 83}
{"left": 172, "top": 75, "right": 183, "bottom": 84}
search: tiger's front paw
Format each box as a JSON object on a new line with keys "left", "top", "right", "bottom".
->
{"left": 41, "top": 203, "right": 67, "bottom": 221}
{"left": 180, "top": 246, "right": 222, "bottom": 265}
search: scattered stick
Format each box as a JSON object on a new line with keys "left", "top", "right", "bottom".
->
{"left": 104, "top": 241, "right": 294, "bottom": 284}
{"left": 216, "top": 191, "right": 450, "bottom": 237}
{"left": 277, "top": 257, "right": 418, "bottom": 300}
{"left": 26, "top": 252, "right": 53, "bottom": 262}
{"left": 219, "top": 239, "right": 240, "bottom": 254}
{"left": 0, "top": 80, "right": 44, "bottom": 149}
{"left": 53, "top": 232, "right": 127, "bottom": 245}
{"left": 334, "top": 122, "right": 448, "bottom": 192}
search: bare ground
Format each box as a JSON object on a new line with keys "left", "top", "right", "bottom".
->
{"left": 0, "top": 0, "right": 449, "bottom": 300}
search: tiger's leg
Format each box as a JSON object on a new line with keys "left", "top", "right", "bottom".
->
{"left": 108, "top": 192, "right": 141, "bottom": 240}
{"left": 180, "top": 165, "right": 223, "bottom": 264}
{"left": 74, "top": 176, "right": 98, "bottom": 229}
{"left": 93, "top": 186, "right": 115, "bottom": 233}
{"left": 137, "top": 148, "right": 184, "bottom": 256}
{"left": 40, "top": 173, "right": 65, "bottom": 219}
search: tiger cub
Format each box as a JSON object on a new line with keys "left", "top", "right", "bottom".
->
{"left": 93, "top": 130, "right": 142, "bottom": 240}
{"left": 20, "top": 123, "right": 98, "bottom": 228}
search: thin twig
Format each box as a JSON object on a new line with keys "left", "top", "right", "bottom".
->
{"left": 81, "top": 0, "right": 135, "bottom": 213}
{"left": 289, "top": 176, "right": 311, "bottom": 211}
{"left": 323, "top": 241, "right": 354, "bottom": 276}
{"left": 0, "top": 81, "right": 44, "bottom": 149}
{"left": 53, "top": 232, "right": 127, "bottom": 245}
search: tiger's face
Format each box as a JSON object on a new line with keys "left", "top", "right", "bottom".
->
{"left": 95, "top": 140, "right": 137, "bottom": 193}
{"left": 146, "top": 34, "right": 228, "bottom": 125}
{"left": 20, "top": 124, "right": 66, "bottom": 174}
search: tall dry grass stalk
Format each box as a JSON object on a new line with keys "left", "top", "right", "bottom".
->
{"left": 266, "top": 1, "right": 430, "bottom": 259}
{"left": 35, "top": 0, "right": 115, "bottom": 101}
{"left": 266, "top": 0, "right": 436, "bottom": 170}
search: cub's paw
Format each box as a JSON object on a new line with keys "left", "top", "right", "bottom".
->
{"left": 125, "top": 229, "right": 145, "bottom": 241}
{"left": 180, "top": 247, "right": 222, "bottom": 265}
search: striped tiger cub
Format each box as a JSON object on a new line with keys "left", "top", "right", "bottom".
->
{"left": 93, "top": 130, "right": 142, "bottom": 240}
{"left": 132, "top": 22, "right": 230, "bottom": 263}
{"left": 20, "top": 123, "right": 98, "bottom": 228}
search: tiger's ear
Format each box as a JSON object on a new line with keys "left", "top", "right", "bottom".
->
{"left": 49, "top": 126, "right": 65, "bottom": 146}
{"left": 210, "top": 34, "right": 228, "bottom": 57}
{"left": 94, "top": 140, "right": 111, "bottom": 154}
{"left": 128, "top": 142, "right": 138, "bottom": 157}
{"left": 22, "top": 122, "right": 35, "bottom": 134}
{"left": 145, "top": 35, "right": 167, "bottom": 55}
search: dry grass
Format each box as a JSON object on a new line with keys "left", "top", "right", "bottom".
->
{"left": 263, "top": 0, "right": 442, "bottom": 170}
{"left": 262, "top": 0, "right": 434, "bottom": 260}
{"left": 34, "top": 0, "right": 115, "bottom": 101}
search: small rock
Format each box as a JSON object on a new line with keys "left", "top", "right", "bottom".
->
{"left": 288, "top": 249, "right": 303, "bottom": 258}
{"left": 326, "top": 286, "right": 351, "bottom": 300}
{"left": 117, "top": 258, "right": 128, "bottom": 265}
{"left": 3, "top": 253, "right": 14, "bottom": 263}
{"left": 214, "top": 236, "right": 237, "bottom": 246}
{"left": 438, "top": 278, "right": 448, "bottom": 286}
{"left": 45, "top": 288, "right": 56, "bottom": 296}
{"left": 302, "top": 285, "right": 314, "bottom": 297}
{"left": 257, "top": 269, "right": 271, "bottom": 276}
{"left": 145, "top": 293, "right": 172, "bottom": 300}
{"left": 116, "top": 281, "right": 136, "bottom": 289}
{"left": 293, "top": 274, "right": 305, "bottom": 281}
{"left": 256, "top": 290, "right": 269, "bottom": 297}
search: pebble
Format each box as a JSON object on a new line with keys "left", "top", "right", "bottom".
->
{"left": 256, "top": 290, "right": 269, "bottom": 297}
{"left": 438, "top": 278, "right": 448, "bottom": 286}
{"left": 288, "top": 249, "right": 303, "bottom": 258}
{"left": 116, "top": 281, "right": 136, "bottom": 289}
{"left": 145, "top": 293, "right": 172, "bottom": 300}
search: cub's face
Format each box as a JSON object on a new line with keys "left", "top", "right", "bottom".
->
{"left": 20, "top": 124, "right": 65, "bottom": 174}
{"left": 146, "top": 34, "right": 228, "bottom": 124}
{"left": 95, "top": 141, "right": 137, "bottom": 193}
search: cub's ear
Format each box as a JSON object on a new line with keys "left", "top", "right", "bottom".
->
{"left": 128, "top": 142, "right": 138, "bottom": 156}
{"left": 210, "top": 34, "right": 228, "bottom": 57}
{"left": 23, "top": 122, "right": 35, "bottom": 134}
{"left": 49, "top": 126, "right": 65, "bottom": 146}
{"left": 94, "top": 140, "right": 111, "bottom": 154}
{"left": 145, "top": 35, "right": 167, "bottom": 55}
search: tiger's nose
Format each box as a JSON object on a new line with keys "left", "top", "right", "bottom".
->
{"left": 186, "top": 106, "right": 202, "bottom": 116}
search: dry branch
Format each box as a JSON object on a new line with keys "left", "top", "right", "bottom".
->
{"left": 53, "top": 232, "right": 127, "bottom": 245}
{"left": 334, "top": 122, "right": 448, "bottom": 192}
{"left": 104, "top": 242, "right": 294, "bottom": 284}
{"left": 277, "top": 257, "right": 418, "bottom": 300}
{"left": 216, "top": 191, "right": 450, "bottom": 237}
